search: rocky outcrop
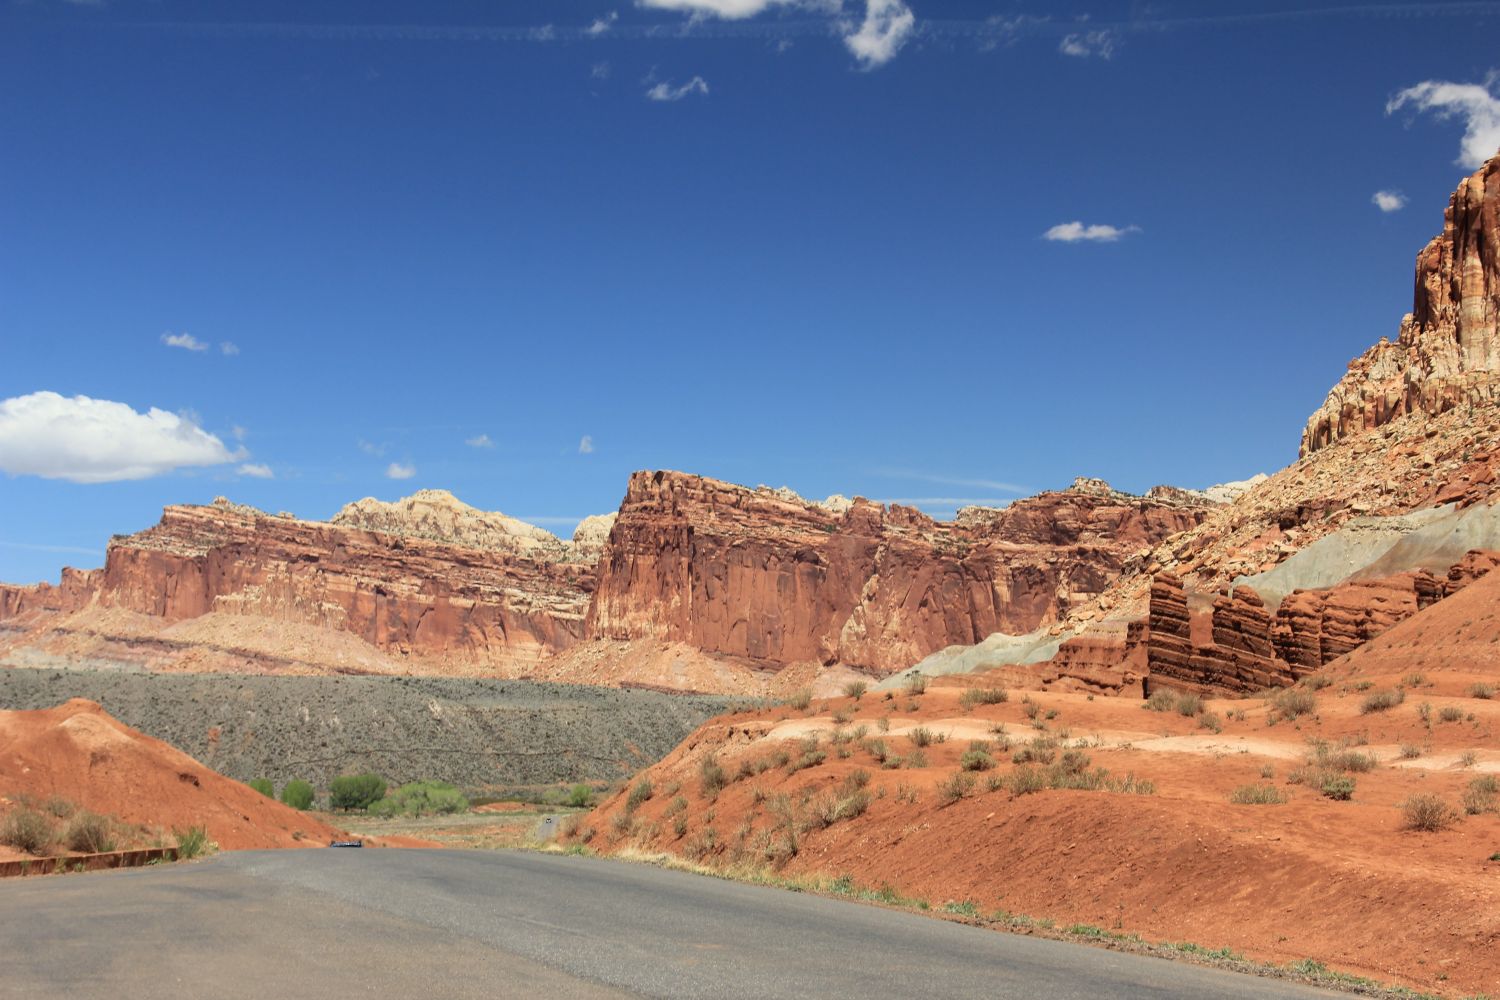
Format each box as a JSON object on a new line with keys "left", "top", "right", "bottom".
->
{"left": 0, "top": 567, "right": 101, "bottom": 621}
{"left": 586, "top": 471, "right": 1212, "bottom": 675}
{"left": 7, "top": 499, "right": 597, "bottom": 673}
{"left": 1144, "top": 551, "right": 1499, "bottom": 693}
{"left": 1302, "top": 152, "right": 1500, "bottom": 456}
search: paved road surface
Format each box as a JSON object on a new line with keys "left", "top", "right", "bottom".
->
{"left": 0, "top": 849, "right": 1340, "bottom": 999}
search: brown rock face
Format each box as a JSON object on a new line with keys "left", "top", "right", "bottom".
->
{"left": 10, "top": 500, "right": 595, "bottom": 673}
{"left": 0, "top": 567, "right": 101, "bottom": 620}
{"left": 1143, "top": 552, "right": 1498, "bottom": 693}
{"left": 586, "top": 471, "right": 1211, "bottom": 675}
{"left": 1302, "top": 152, "right": 1500, "bottom": 456}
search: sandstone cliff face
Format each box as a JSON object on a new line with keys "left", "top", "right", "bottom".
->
{"left": 1302, "top": 152, "right": 1500, "bottom": 456}
{"left": 5, "top": 499, "right": 596, "bottom": 673}
{"left": 585, "top": 471, "right": 1212, "bottom": 675}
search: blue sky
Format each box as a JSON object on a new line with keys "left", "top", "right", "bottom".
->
{"left": 3, "top": 0, "right": 1500, "bottom": 583}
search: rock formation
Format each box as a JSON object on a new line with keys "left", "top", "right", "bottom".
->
{"left": 585, "top": 471, "right": 1212, "bottom": 675}
{"left": 1302, "top": 152, "right": 1500, "bottom": 455}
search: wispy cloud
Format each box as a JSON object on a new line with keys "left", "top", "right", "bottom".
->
{"left": 578, "top": 434, "right": 595, "bottom": 455}
{"left": 872, "top": 469, "right": 1029, "bottom": 494}
{"left": 465, "top": 433, "right": 495, "bottom": 448}
{"left": 638, "top": 0, "right": 807, "bottom": 17}
{"left": 592, "top": 61, "right": 612, "bottom": 79}
{"left": 357, "top": 439, "right": 387, "bottom": 457}
{"left": 842, "top": 0, "right": 914, "bottom": 68}
{"left": 219, "top": 340, "right": 240, "bottom": 356}
{"left": 1058, "top": 29, "right": 1116, "bottom": 59}
{"left": 161, "top": 332, "right": 208, "bottom": 352}
{"left": 0, "top": 391, "right": 243, "bottom": 483}
{"left": 587, "top": 11, "right": 618, "bottom": 36}
{"left": 1043, "top": 221, "right": 1139, "bottom": 243}
{"left": 237, "top": 462, "right": 274, "bottom": 479}
{"left": 385, "top": 462, "right": 416, "bottom": 480}
{"left": 1372, "top": 189, "right": 1408, "bottom": 212}
{"left": 231, "top": 425, "right": 248, "bottom": 442}
{"left": 646, "top": 76, "right": 709, "bottom": 101}
{"left": 1387, "top": 73, "right": 1500, "bottom": 169}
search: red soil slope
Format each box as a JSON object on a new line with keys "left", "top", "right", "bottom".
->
{"left": 0, "top": 699, "right": 346, "bottom": 852}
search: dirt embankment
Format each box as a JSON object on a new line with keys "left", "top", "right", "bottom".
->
{"left": 0, "top": 699, "right": 348, "bottom": 860}
{"left": 568, "top": 672, "right": 1500, "bottom": 998}
{"left": 0, "top": 668, "right": 735, "bottom": 789}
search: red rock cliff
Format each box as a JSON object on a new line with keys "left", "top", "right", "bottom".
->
{"left": 1302, "top": 152, "right": 1500, "bottom": 455}
{"left": 585, "top": 471, "right": 1212, "bottom": 675}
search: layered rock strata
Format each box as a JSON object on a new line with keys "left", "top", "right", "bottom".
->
{"left": 586, "top": 471, "right": 1213, "bottom": 675}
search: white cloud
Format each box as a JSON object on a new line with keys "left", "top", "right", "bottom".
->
{"left": 385, "top": 462, "right": 416, "bottom": 480}
{"left": 219, "top": 341, "right": 240, "bottom": 356}
{"left": 578, "top": 435, "right": 595, "bottom": 455}
{"left": 587, "top": 11, "right": 618, "bottom": 35}
{"left": 237, "top": 463, "right": 274, "bottom": 479}
{"left": 1058, "top": 29, "right": 1116, "bottom": 59}
{"left": 466, "top": 433, "right": 495, "bottom": 448}
{"left": 1372, "top": 189, "right": 1407, "bottom": 213}
{"left": 592, "top": 61, "right": 612, "bottom": 79}
{"left": 161, "top": 332, "right": 208, "bottom": 352}
{"left": 357, "top": 439, "right": 386, "bottom": 457}
{"left": 638, "top": 0, "right": 802, "bottom": 17}
{"left": 1387, "top": 75, "right": 1500, "bottom": 169}
{"left": 1043, "top": 221, "right": 1139, "bottom": 243}
{"left": 646, "top": 76, "right": 709, "bottom": 101}
{"left": 0, "top": 391, "right": 242, "bottom": 483}
{"left": 231, "top": 425, "right": 248, "bottom": 442}
{"left": 842, "top": 0, "right": 914, "bottom": 69}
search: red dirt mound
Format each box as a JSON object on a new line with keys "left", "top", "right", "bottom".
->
{"left": 0, "top": 699, "right": 345, "bottom": 851}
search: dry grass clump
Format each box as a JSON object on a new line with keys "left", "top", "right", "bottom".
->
{"left": 808, "top": 770, "right": 873, "bottom": 828}
{"left": 1144, "top": 689, "right": 1176, "bottom": 712}
{"left": 1011, "top": 736, "right": 1058, "bottom": 766}
{"left": 64, "top": 812, "right": 116, "bottom": 854}
{"left": 1463, "top": 775, "right": 1499, "bottom": 815}
{"left": 1469, "top": 682, "right": 1495, "bottom": 700}
{"left": 842, "top": 680, "right": 868, "bottom": 700}
{"left": 1401, "top": 794, "right": 1458, "bottom": 832}
{"left": 700, "top": 755, "right": 729, "bottom": 798}
{"left": 959, "top": 746, "right": 996, "bottom": 772}
{"left": 958, "top": 686, "right": 1009, "bottom": 712}
{"left": 1360, "top": 688, "right": 1406, "bottom": 714}
{"left": 903, "top": 674, "right": 927, "bottom": 696}
{"left": 908, "top": 726, "right": 934, "bottom": 748}
{"left": 625, "top": 778, "right": 654, "bottom": 812}
{"left": 1229, "top": 784, "right": 1288, "bottom": 805}
{"left": 1270, "top": 688, "right": 1317, "bottom": 721}
{"left": 1175, "top": 692, "right": 1204, "bottom": 717}
{"left": 1438, "top": 705, "right": 1465, "bottom": 723}
{"left": 937, "top": 771, "right": 976, "bottom": 805}
{"left": 785, "top": 688, "right": 812, "bottom": 711}
{"left": 1, "top": 809, "right": 54, "bottom": 855}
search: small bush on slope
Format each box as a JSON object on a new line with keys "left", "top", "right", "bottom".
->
{"left": 247, "top": 778, "right": 274, "bottom": 798}
{"left": 280, "top": 780, "right": 315, "bottom": 810}
{"left": 1, "top": 809, "right": 53, "bottom": 855}
{"left": 64, "top": 812, "right": 116, "bottom": 853}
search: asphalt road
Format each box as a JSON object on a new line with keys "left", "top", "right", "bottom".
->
{"left": 0, "top": 850, "right": 1341, "bottom": 999}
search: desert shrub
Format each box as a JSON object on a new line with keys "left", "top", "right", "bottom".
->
{"left": 43, "top": 797, "right": 75, "bottom": 819}
{"left": 673, "top": 814, "right": 689, "bottom": 838}
{"left": 1399, "top": 744, "right": 1423, "bottom": 760}
{"left": 1319, "top": 775, "right": 1356, "bottom": 801}
{"left": 959, "top": 687, "right": 1008, "bottom": 712}
{"left": 787, "top": 749, "right": 826, "bottom": 773}
{"left": 370, "top": 781, "right": 468, "bottom": 818}
{"left": 700, "top": 755, "right": 729, "bottom": 797}
{"left": 625, "top": 778, "right": 654, "bottom": 812}
{"left": 843, "top": 680, "right": 868, "bottom": 700}
{"left": 1175, "top": 693, "right": 1204, "bottom": 717}
{"left": 937, "top": 771, "right": 975, "bottom": 805}
{"left": 785, "top": 688, "right": 812, "bottom": 711}
{"left": 329, "top": 773, "right": 387, "bottom": 812}
{"left": 1, "top": 809, "right": 53, "bottom": 855}
{"left": 1360, "top": 688, "right": 1405, "bottom": 714}
{"left": 909, "top": 726, "right": 934, "bottom": 748}
{"left": 1403, "top": 672, "right": 1428, "bottom": 688}
{"left": 1229, "top": 784, "right": 1288, "bottom": 805}
{"left": 1463, "top": 775, "right": 1499, "bottom": 815}
{"left": 1417, "top": 702, "right": 1433, "bottom": 725}
{"left": 903, "top": 673, "right": 928, "bottom": 696}
{"left": 1144, "top": 689, "right": 1176, "bottom": 712}
{"left": 1056, "top": 749, "right": 1090, "bottom": 775}
{"left": 280, "top": 780, "right": 315, "bottom": 810}
{"left": 247, "top": 778, "right": 274, "bottom": 798}
{"left": 611, "top": 811, "right": 634, "bottom": 836}
{"left": 1304, "top": 673, "right": 1332, "bottom": 690}
{"left": 862, "top": 738, "right": 889, "bottom": 764}
{"left": 809, "top": 773, "right": 873, "bottom": 829}
{"left": 1438, "top": 705, "right": 1465, "bottom": 723}
{"left": 1470, "top": 683, "right": 1495, "bottom": 700}
{"left": 568, "top": 784, "right": 592, "bottom": 808}
{"left": 683, "top": 828, "right": 717, "bottom": 861}
{"left": 959, "top": 750, "right": 995, "bottom": 772}
{"left": 904, "top": 749, "right": 928, "bottom": 769}
{"left": 664, "top": 795, "right": 688, "bottom": 817}
{"left": 831, "top": 705, "right": 854, "bottom": 725}
{"left": 877, "top": 716, "right": 891, "bottom": 733}
{"left": 174, "top": 825, "right": 211, "bottom": 860}
{"left": 1401, "top": 794, "right": 1457, "bottom": 832}
{"left": 1198, "top": 712, "right": 1222, "bottom": 733}
{"left": 1011, "top": 737, "right": 1058, "bottom": 766}
{"left": 1008, "top": 765, "right": 1046, "bottom": 796}
{"left": 1271, "top": 688, "right": 1317, "bottom": 720}
{"left": 64, "top": 812, "right": 116, "bottom": 854}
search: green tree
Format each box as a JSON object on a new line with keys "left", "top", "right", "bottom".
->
{"left": 328, "top": 774, "right": 386, "bottom": 811}
{"left": 280, "top": 779, "right": 315, "bottom": 811}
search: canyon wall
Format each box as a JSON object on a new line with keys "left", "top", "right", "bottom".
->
{"left": 585, "top": 471, "right": 1212, "bottom": 675}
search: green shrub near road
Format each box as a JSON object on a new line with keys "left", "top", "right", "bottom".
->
{"left": 1, "top": 809, "right": 53, "bottom": 856}
{"left": 329, "top": 773, "right": 387, "bottom": 812}
{"left": 280, "top": 780, "right": 315, "bottom": 810}
{"left": 370, "top": 781, "right": 469, "bottom": 818}
{"left": 64, "top": 812, "right": 116, "bottom": 854}
{"left": 247, "top": 778, "right": 274, "bottom": 798}
{"left": 567, "top": 784, "right": 592, "bottom": 808}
